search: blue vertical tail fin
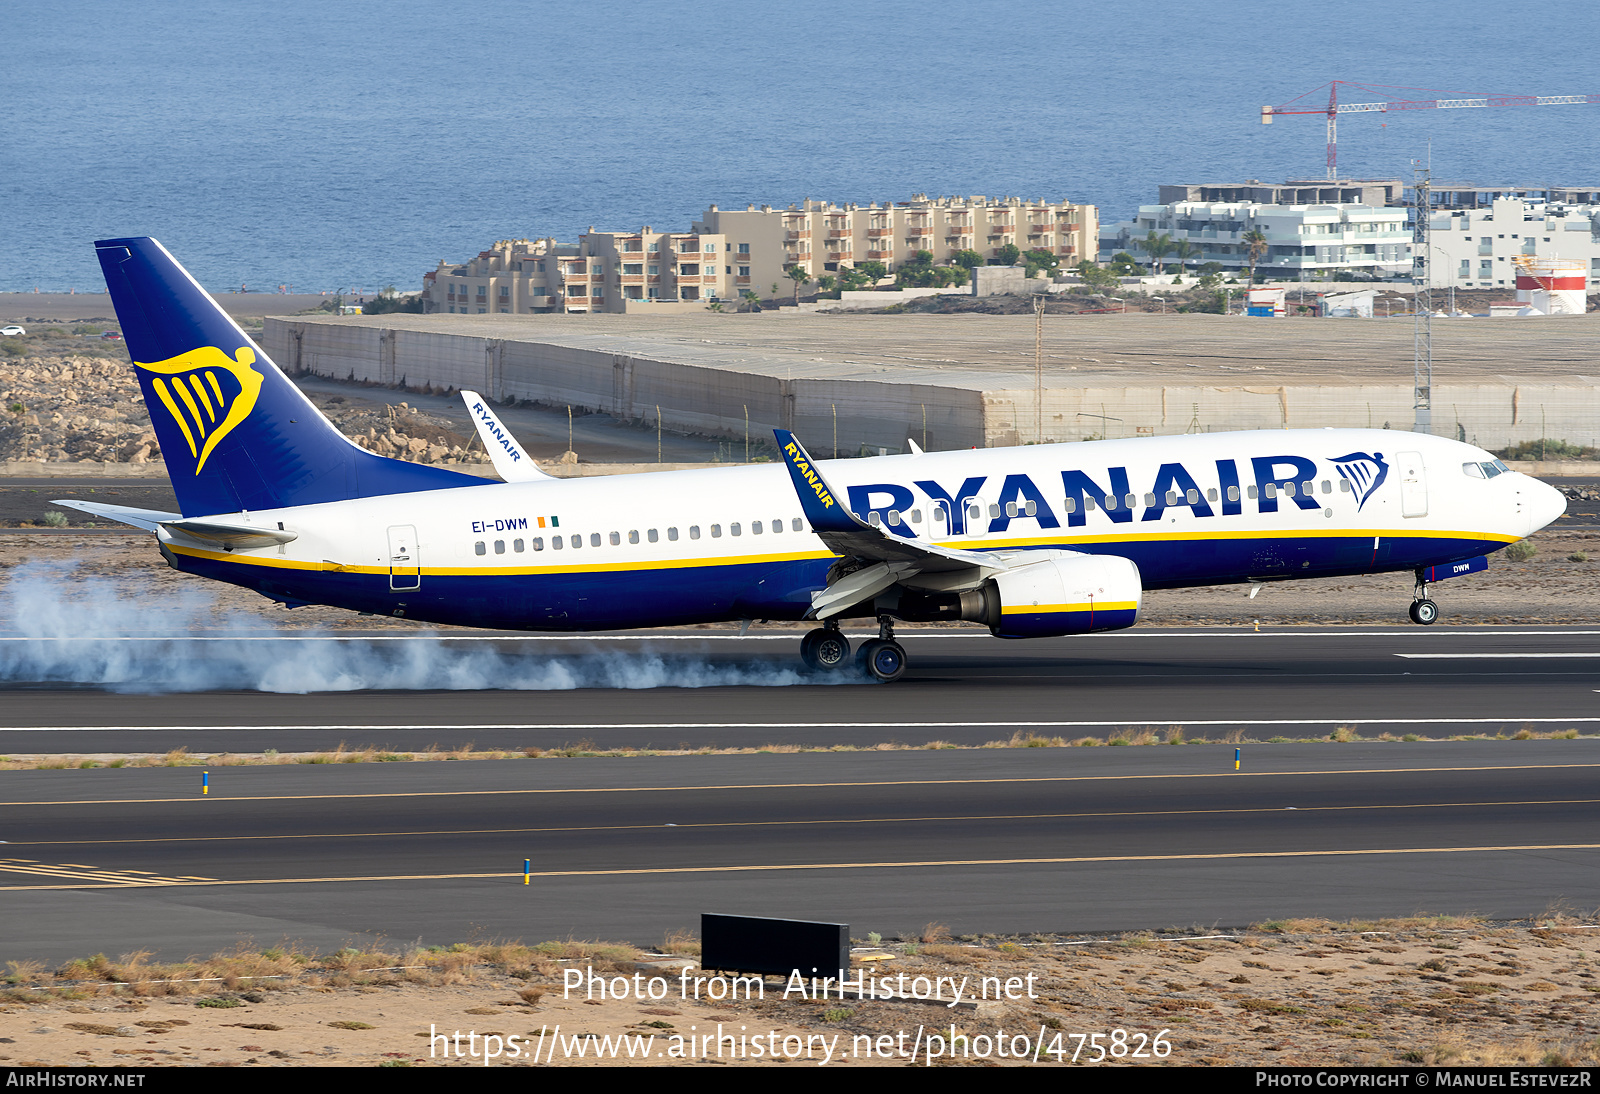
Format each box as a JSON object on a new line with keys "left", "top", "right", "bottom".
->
{"left": 94, "top": 236, "right": 489, "bottom": 517}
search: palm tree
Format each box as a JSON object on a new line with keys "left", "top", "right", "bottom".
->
{"left": 1141, "top": 231, "right": 1173, "bottom": 276}
{"left": 785, "top": 264, "right": 811, "bottom": 303}
{"left": 1171, "top": 239, "right": 1196, "bottom": 277}
{"left": 1242, "top": 228, "right": 1268, "bottom": 285}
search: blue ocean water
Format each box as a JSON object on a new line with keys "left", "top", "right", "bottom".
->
{"left": 4, "top": 0, "right": 1598, "bottom": 292}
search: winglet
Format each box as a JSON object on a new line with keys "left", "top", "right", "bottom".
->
{"left": 461, "top": 390, "right": 551, "bottom": 482}
{"left": 774, "top": 429, "right": 864, "bottom": 534}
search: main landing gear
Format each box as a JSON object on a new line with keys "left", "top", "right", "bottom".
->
{"left": 799, "top": 617, "right": 908, "bottom": 682}
{"left": 1408, "top": 575, "right": 1439, "bottom": 626}
{"left": 856, "top": 617, "right": 908, "bottom": 683}
{"left": 800, "top": 622, "right": 851, "bottom": 672}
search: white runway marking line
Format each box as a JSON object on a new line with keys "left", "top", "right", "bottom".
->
{"left": 7, "top": 716, "right": 1600, "bottom": 733}
{"left": 1398, "top": 653, "right": 1600, "bottom": 659}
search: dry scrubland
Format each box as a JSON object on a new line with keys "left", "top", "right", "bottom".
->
{"left": 4, "top": 920, "right": 1600, "bottom": 1067}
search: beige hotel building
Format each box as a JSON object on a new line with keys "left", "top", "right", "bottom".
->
{"left": 422, "top": 194, "right": 1098, "bottom": 315}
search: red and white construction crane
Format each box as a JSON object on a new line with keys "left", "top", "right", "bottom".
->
{"left": 1262, "top": 81, "right": 1598, "bottom": 179}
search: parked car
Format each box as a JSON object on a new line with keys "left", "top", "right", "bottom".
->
{"left": 100, "top": 331, "right": 122, "bottom": 340}
{"left": 0, "top": 325, "right": 24, "bottom": 336}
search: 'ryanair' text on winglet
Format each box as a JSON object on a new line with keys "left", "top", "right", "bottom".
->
{"left": 775, "top": 429, "right": 861, "bottom": 534}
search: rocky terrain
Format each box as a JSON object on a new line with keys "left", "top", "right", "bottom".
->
{"left": 0, "top": 344, "right": 475, "bottom": 467}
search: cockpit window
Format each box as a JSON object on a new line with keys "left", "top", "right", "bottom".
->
{"left": 1463, "top": 462, "right": 1485, "bottom": 479}
{"left": 1465, "top": 460, "right": 1506, "bottom": 480}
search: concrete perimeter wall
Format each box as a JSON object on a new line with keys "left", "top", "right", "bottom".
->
{"left": 263, "top": 319, "right": 986, "bottom": 455}
{"left": 985, "top": 382, "right": 1600, "bottom": 451}
{"left": 262, "top": 318, "right": 1600, "bottom": 454}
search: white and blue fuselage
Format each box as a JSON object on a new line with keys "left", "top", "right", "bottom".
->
{"left": 74, "top": 237, "right": 1565, "bottom": 677}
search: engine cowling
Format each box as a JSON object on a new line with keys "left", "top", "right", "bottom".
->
{"left": 962, "top": 552, "right": 1142, "bottom": 639}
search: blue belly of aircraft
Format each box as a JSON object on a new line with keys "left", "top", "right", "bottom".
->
{"left": 171, "top": 530, "right": 1505, "bottom": 632}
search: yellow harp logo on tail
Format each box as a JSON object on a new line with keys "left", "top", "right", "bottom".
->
{"left": 135, "top": 346, "right": 264, "bottom": 474}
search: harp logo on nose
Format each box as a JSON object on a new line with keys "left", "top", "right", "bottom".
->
{"left": 135, "top": 346, "right": 264, "bottom": 474}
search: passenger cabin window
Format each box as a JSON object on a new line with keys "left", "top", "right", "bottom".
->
{"left": 629, "top": 530, "right": 640, "bottom": 544}
{"left": 532, "top": 537, "right": 544, "bottom": 551}
{"left": 494, "top": 540, "right": 505, "bottom": 554}
{"left": 1246, "top": 486, "right": 1258, "bottom": 500}
{"left": 690, "top": 526, "right": 701, "bottom": 539}
{"left": 1228, "top": 486, "right": 1240, "bottom": 502}
{"left": 731, "top": 523, "right": 741, "bottom": 536}
{"left": 1063, "top": 497, "right": 1077, "bottom": 513}
{"left": 609, "top": 532, "right": 620, "bottom": 545}
{"left": 751, "top": 520, "right": 762, "bottom": 534}
{"left": 666, "top": 527, "right": 678, "bottom": 541}
{"left": 771, "top": 519, "right": 782, "bottom": 533}
{"left": 572, "top": 534, "right": 582, "bottom": 548}
{"left": 888, "top": 510, "right": 901, "bottom": 526}
{"left": 552, "top": 536, "right": 563, "bottom": 550}
{"left": 474, "top": 541, "right": 486, "bottom": 555}
{"left": 791, "top": 517, "right": 802, "bottom": 531}
{"left": 591, "top": 533, "right": 602, "bottom": 547}
{"left": 711, "top": 525, "right": 722, "bottom": 538}
{"left": 1207, "top": 488, "right": 1219, "bottom": 502}
{"left": 646, "top": 529, "right": 657, "bottom": 542}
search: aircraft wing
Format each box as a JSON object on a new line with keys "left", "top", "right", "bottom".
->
{"left": 774, "top": 429, "right": 1023, "bottom": 618}
{"left": 50, "top": 499, "right": 179, "bottom": 532}
{"left": 460, "top": 389, "right": 553, "bottom": 482}
{"left": 773, "top": 429, "right": 993, "bottom": 571}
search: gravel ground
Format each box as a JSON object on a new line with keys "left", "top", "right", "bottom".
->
{"left": 2, "top": 921, "right": 1598, "bottom": 1067}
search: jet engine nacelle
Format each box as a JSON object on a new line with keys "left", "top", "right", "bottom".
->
{"left": 961, "top": 552, "right": 1142, "bottom": 639}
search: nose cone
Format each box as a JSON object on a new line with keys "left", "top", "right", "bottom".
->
{"left": 1526, "top": 478, "right": 1567, "bottom": 536}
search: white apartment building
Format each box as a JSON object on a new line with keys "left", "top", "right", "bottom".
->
{"left": 1425, "top": 196, "right": 1600, "bottom": 289}
{"left": 694, "top": 194, "right": 1098, "bottom": 290}
{"left": 1101, "top": 201, "right": 1410, "bottom": 280}
{"left": 422, "top": 226, "right": 732, "bottom": 315}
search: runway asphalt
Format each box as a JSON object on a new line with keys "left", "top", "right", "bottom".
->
{"left": 5, "top": 629, "right": 1600, "bottom": 963}
{"left": 2, "top": 627, "right": 1599, "bottom": 753}
{"left": 3, "top": 740, "right": 1599, "bottom": 965}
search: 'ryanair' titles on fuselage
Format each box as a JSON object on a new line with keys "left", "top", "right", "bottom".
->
{"left": 846, "top": 452, "right": 1391, "bottom": 538}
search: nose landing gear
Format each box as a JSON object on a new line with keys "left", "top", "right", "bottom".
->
{"left": 1409, "top": 573, "right": 1439, "bottom": 625}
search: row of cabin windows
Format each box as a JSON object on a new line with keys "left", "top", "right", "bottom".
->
{"left": 468, "top": 481, "right": 1359, "bottom": 555}
{"left": 893, "top": 479, "right": 1354, "bottom": 525}
{"left": 474, "top": 516, "right": 807, "bottom": 556}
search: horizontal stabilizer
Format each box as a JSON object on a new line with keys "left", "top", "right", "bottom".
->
{"left": 50, "top": 499, "right": 179, "bottom": 532}
{"left": 159, "top": 519, "right": 298, "bottom": 550}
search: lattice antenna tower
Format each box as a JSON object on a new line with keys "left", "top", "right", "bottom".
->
{"left": 1412, "top": 159, "right": 1432, "bottom": 435}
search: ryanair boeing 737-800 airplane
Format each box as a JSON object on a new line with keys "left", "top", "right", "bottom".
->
{"left": 59, "top": 237, "right": 1566, "bottom": 682}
